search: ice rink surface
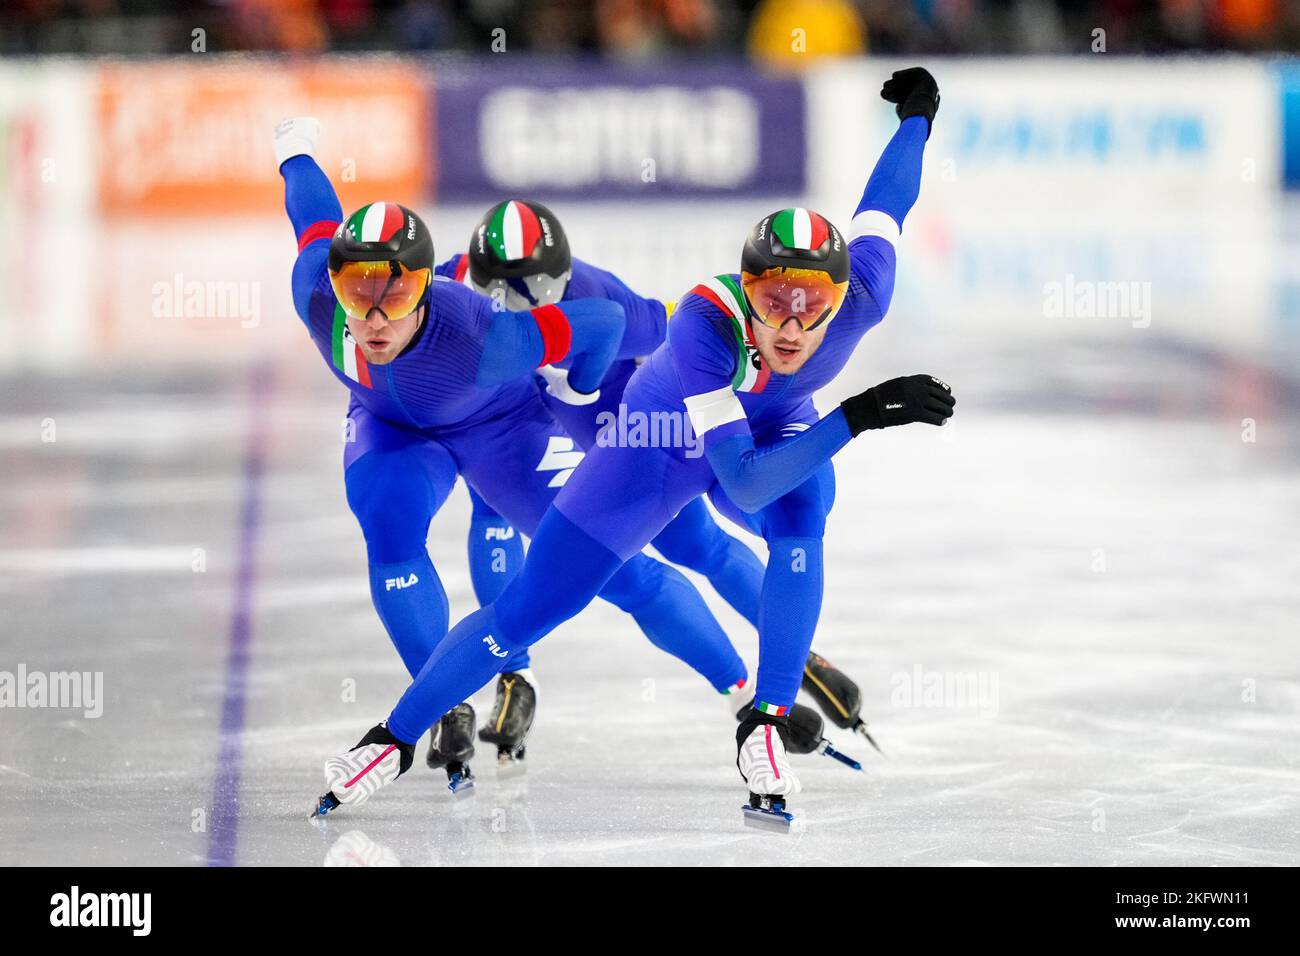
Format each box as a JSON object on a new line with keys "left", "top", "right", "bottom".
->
{"left": 1, "top": 199, "right": 1299, "bottom": 867}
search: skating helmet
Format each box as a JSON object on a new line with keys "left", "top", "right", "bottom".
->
{"left": 467, "top": 199, "right": 571, "bottom": 312}
{"left": 741, "top": 208, "right": 849, "bottom": 331}
{"left": 328, "top": 202, "right": 434, "bottom": 321}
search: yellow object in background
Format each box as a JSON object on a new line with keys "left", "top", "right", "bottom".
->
{"left": 748, "top": 0, "right": 866, "bottom": 70}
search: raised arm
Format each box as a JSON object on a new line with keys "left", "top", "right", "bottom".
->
{"left": 274, "top": 118, "right": 342, "bottom": 322}
{"left": 848, "top": 68, "right": 939, "bottom": 315}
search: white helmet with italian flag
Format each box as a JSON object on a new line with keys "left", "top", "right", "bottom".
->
{"left": 467, "top": 199, "right": 572, "bottom": 312}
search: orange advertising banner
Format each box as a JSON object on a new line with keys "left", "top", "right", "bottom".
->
{"left": 97, "top": 59, "right": 430, "bottom": 216}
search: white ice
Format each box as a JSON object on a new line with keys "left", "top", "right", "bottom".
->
{"left": 1, "top": 198, "right": 1297, "bottom": 866}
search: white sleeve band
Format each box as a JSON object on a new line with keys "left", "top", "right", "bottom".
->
{"left": 537, "top": 364, "right": 600, "bottom": 406}
{"left": 848, "top": 209, "right": 901, "bottom": 249}
{"left": 683, "top": 386, "right": 746, "bottom": 436}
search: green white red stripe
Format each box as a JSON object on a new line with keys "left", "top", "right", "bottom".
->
{"left": 771, "top": 207, "right": 829, "bottom": 251}
{"left": 689, "top": 275, "right": 769, "bottom": 394}
{"left": 346, "top": 202, "right": 405, "bottom": 244}
{"left": 488, "top": 200, "right": 542, "bottom": 261}
{"left": 331, "top": 302, "right": 372, "bottom": 388}
{"left": 755, "top": 700, "right": 788, "bottom": 716}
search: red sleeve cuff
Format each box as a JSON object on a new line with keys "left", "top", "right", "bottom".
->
{"left": 297, "top": 219, "right": 339, "bottom": 253}
{"left": 531, "top": 304, "right": 572, "bottom": 366}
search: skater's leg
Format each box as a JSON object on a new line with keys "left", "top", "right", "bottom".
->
{"left": 597, "top": 554, "right": 748, "bottom": 692}
{"left": 465, "top": 483, "right": 523, "bottom": 605}
{"left": 344, "top": 405, "right": 458, "bottom": 677}
{"left": 651, "top": 497, "right": 763, "bottom": 629}
{"left": 749, "top": 463, "right": 835, "bottom": 714}
{"left": 465, "top": 483, "right": 531, "bottom": 673}
{"left": 387, "top": 507, "right": 623, "bottom": 744}
{"left": 454, "top": 405, "right": 736, "bottom": 691}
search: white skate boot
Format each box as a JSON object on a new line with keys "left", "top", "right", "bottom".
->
{"left": 736, "top": 712, "right": 802, "bottom": 832}
{"left": 310, "top": 721, "right": 414, "bottom": 819}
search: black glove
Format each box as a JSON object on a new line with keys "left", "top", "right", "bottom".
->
{"left": 881, "top": 67, "right": 939, "bottom": 133}
{"left": 841, "top": 374, "right": 955, "bottom": 436}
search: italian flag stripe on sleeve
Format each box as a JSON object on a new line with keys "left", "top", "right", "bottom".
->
{"left": 687, "top": 275, "right": 769, "bottom": 394}
{"left": 331, "top": 303, "right": 372, "bottom": 388}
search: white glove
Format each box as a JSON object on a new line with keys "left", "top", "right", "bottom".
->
{"left": 536, "top": 364, "right": 600, "bottom": 406}
{"left": 272, "top": 116, "right": 321, "bottom": 167}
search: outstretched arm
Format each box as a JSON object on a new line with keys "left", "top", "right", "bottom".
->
{"left": 476, "top": 298, "right": 626, "bottom": 396}
{"left": 575, "top": 260, "right": 669, "bottom": 360}
{"left": 672, "top": 305, "right": 954, "bottom": 515}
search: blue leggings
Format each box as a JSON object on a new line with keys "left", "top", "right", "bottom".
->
{"left": 345, "top": 398, "right": 746, "bottom": 698}
{"left": 387, "top": 440, "right": 835, "bottom": 744}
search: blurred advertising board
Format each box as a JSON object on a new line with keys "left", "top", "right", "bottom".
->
{"left": 431, "top": 60, "right": 805, "bottom": 199}
{"left": 808, "top": 58, "right": 1279, "bottom": 215}
{"left": 96, "top": 59, "right": 429, "bottom": 216}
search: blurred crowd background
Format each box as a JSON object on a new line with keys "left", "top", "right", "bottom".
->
{"left": 1, "top": 0, "right": 1297, "bottom": 59}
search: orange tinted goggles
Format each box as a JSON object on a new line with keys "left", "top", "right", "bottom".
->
{"left": 742, "top": 268, "right": 848, "bottom": 331}
{"left": 329, "top": 261, "right": 431, "bottom": 321}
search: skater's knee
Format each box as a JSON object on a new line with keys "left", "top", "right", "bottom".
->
{"left": 346, "top": 451, "right": 434, "bottom": 561}
{"left": 467, "top": 484, "right": 503, "bottom": 520}
{"left": 762, "top": 482, "right": 829, "bottom": 541}
{"left": 599, "top": 555, "right": 681, "bottom": 613}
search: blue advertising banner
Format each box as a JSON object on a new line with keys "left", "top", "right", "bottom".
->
{"left": 431, "top": 60, "right": 805, "bottom": 200}
{"left": 1280, "top": 63, "right": 1300, "bottom": 190}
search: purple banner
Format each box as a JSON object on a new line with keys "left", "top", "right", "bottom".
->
{"left": 432, "top": 59, "right": 805, "bottom": 200}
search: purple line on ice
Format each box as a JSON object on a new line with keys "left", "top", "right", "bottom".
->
{"left": 207, "top": 363, "right": 274, "bottom": 867}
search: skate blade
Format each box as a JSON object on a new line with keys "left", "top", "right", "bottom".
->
{"left": 742, "top": 804, "right": 794, "bottom": 833}
{"left": 447, "top": 772, "right": 476, "bottom": 798}
{"left": 309, "top": 791, "right": 341, "bottom": 820}
{"left": 495, "top": 753, "right": 527, "bottom": 777}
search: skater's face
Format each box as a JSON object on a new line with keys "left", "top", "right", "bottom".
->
{"left": 749, "top": 315, "right": 827, "bottom": 375}
{"left": 347, "top": 304, "right": 425, "bottom": 365}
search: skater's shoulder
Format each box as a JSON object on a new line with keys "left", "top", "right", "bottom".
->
{"left": 676, "top": 273, "right": 747, "bottom": 323}
{"left": 425, "top": 272, "right": 491, "bottom": 326}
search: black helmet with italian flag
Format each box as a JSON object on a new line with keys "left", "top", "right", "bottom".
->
{"left": 467, "top": 199, "right": 572, "bottom": 312}
{"left": 741, "top": 207, "right": 849, "bottom": 332}
{"left": 328, "top": 201, "right": 434, "bottom": 321}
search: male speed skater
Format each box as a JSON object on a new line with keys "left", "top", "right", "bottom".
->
{"left": 311, "top": 67, "right": 954, "bottom": 828}
{"left": 435, "top": 199, "right": 879, "bottom": 776}
{"left": 273, "top": 119, "right": 865, "bottom": 802}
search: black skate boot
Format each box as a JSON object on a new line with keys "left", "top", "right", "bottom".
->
{"left": 802, "top": 651, "right": 882, "bottom": 753}
{"left": 736, "top": 701, "right": 863, "bottom": 771}
{"left": 426, "top": 702, "right": 477, "bottom": 796}
{"left": 478, "top": 670, "right": 536, "bottom": 773}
